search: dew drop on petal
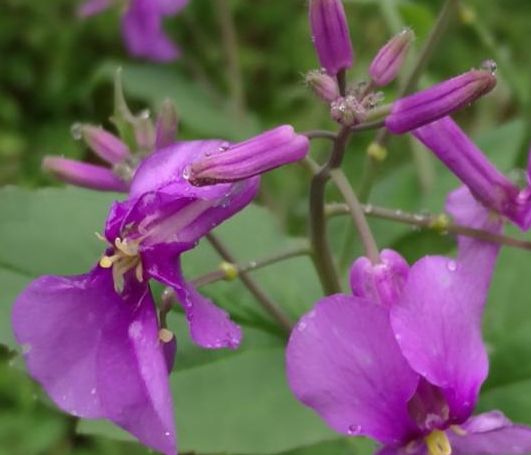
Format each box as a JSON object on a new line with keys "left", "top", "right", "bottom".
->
{"left": 182, "top": 165, "right": 191, "bottom": 180}
{"left": 447, "top": 260, "right": 457, "bottom": 272}
{"left": 90, "top": 388, "right": 97, "bottom": 395}
{"left": 21, "top": 343, "right": 32, "bottom": 355}
{"left": 297, "top": 321, "right": 307, "bottom": 332}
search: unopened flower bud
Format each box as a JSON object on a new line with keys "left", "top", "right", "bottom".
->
{"left": 330, "top": 95, "right": 366, "bottom": 126}
{"left": 349, "top": 249, "right": 409, "bottom": 308}
{"left": 306, "top": 70, "right": 340, "bottom": 102}
{"left": 385, "top": 68, "right": 497, "bottom": 134}
{"left": 42, "top": 156, "right": 128, "bottom": 192}
{"left": 369, "top": 28, "right": 414, "bottom": 87}
{"left": 155, "top": 99, "right": 179, "bottom": 149}
{"left": 81, "top": 125, "right": 131, "bottom": 164}
{"left": 188, "top": 125, "right": 309, "bottom": 186}
{"left": 309, "top": 0, "right": 354, "bottom": 76}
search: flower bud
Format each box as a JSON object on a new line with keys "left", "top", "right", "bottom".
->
{"left": 369, "top": 28, "right": 414, "bottom": 87}
{"left": 385, "top": 68, "right": 497, "bottom": 134}
{"left": 81, "top": 125, "right": 131, "bottom": 164}
{"left": 309, "top": 0, "right": 354, "bottom": 76}
{"left": 306, "top": 70, "right": 340, "bottom": 102}
{"left": 155, "top": 99, "right": 179, "bottom": 149}
{"left": 42, "top": 157, "right": 128, "bottom": 192}
{"left": 188, "top": 126, "right": 309, "bottom": 186}
{"left": 330, "top": 95, "right": 366, "bottom": 126}
{"left": 349, "top": 249, "right": 409, "bottom": 308}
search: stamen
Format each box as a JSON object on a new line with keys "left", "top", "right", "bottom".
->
{"left": 135, "top": 261, "right": 144, "bottom": 282}
{"left": 425, "top": 430, "right": 452, "bottom": 455}
{"left": 159, "top": 328, "right": 174, "bottom": 343}
{"left": 450, "top": 425, "right": 467, "bottom": 437}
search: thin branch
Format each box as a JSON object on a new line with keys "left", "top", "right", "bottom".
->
{"left": 206, "top": 233, "right": 294, "bottom": 333}
{"left": 326, "top": 202, "right": 531, "bottom": 251}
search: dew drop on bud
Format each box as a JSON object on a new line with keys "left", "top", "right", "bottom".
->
{"left": 70, "top": 123, "right": 83, "bottom": 140}
{"left": 481, "top": 59, "right": 497, "bottom": 75}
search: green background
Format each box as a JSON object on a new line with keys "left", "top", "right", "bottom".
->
{"left": 1, "top": 0, "right": 531, "bottom": 454}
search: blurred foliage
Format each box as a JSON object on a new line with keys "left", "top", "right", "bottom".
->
{"left": 1, "top": 0, "right": 531, "bottom": 454}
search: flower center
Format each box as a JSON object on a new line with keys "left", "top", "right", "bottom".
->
{"left": 425, "top": 430, "right": 451, "bottom": 455}
{"left": 99, "top": 236, "right": 143, "bottom": 292}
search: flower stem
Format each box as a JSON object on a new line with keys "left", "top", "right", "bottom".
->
{"left": 191, "top": 244, "right": 311, "bottom": 287}
{"left": 214, "top": 0, "right": 246, "bottom": 119}
{"left": 308, "top": 126, "right": 351, "bottom": 294}
{"left": 326, "top": 202, "right": 531, "bottom": 251}
{"left": 206, "top": 233, "right": 294, "bottom": 333}
{"left": 330, "top": 169, "right": 380, "bottom": 263}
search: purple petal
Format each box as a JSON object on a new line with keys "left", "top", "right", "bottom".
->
{"left": 286, "top": 295, "right": 419, "bottom": 445}
{"left": 154, "top": 0, "right": 189, "bottom": 15}
{"left": 451, "top": 412, "right": 531, "bottom": 455}
{"left": 122, "top": 0, "right": 180, "bottom": 62}
{"left": 12, "top": 269, "right": 176, "bottom": 455}
{"left": 390, "top": 255, "right": 490, "bottom": 423}
{"left": 77, "top": 0, "right": 112, "bottom": 17}
{"left": 147, "top": 258, "right": 242, "bottom": 349}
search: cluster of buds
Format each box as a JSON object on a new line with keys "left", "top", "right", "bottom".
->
{"left": 307, "top": 0, "right": 497, "bottom": 133}
{"left": 42, "top": 72, "right": 179, "bottom": 193}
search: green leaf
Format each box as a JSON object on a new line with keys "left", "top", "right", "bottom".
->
{"left": 81, "top": 348, "right": 338, "bottom": 454}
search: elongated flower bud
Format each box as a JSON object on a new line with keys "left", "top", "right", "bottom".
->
{"left": 188, "top": 126, "right": 309, "bottom": 186}
{"left": 309, "top": 0, "right": 354, "bottom": 76}
{"left": 306, "top": 70, "right": 340, "bottom": 102}
{"left": 413, "top": 117, "right": 526, "bottom": 226}
{"left": 42, "top": 157, "right": 128, "bottom": 192}
{"left": 369, "top": 28, "right": 414, "bottom": 87}
{"left": 81, "top": 125, "right": 131, "bottom": 164}
{"left": 349, "top": 249, "right": 409, "bottom": 308}
{"left": 155, "top": 99, "right": 179, "bottom": 148}
{"left": 385, "top": 68, "right": 497, "bottom": 134}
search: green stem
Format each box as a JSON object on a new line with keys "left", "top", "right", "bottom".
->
{"left": 330, "top": 169, "right": 380, "bottom": 263}
{"left": 308, "top": 126, "right": 351, "bottom": 294}
{"left": 206, "top": 233, "right": 293, "bottom": 333}
{"left": 326, "top": 203, "right": 531, "bottom": 251}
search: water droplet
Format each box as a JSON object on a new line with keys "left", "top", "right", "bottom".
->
{"left": 182, "top": 165, "right": 191, "bottom": 180}
{"left": 139, "top": 109, "right": 151, "bottom": 119}
{"left": 348, "top": 424, "right": 362, "bottom": 435}
{"left": 90, "top": 388, "right": 97, "bottom": 395}
{"left": 297, "top": 321, "right": 307, "bottom": 332}
{"left": 217, "top": 141, "right": 230, "bottom": 152}
{"left": 364, "top": 204, "right": 373, "bottom": 214}
{"left": 164, "top": 431, "right": 171, "bottom": 437}
{"left": 249, "top": 260, "right": 257, "bottom": 269}
{"left": 447, "top": 260, "right": 457, "bottom": 272}
{"left": 21, "top": 343, "right": 32, "bottom": 355}
{"left": 481, "top": 59, "right": 497, "bottom": 75}
{"left": 70, "top": 123, "right": 83, "bottom": 140}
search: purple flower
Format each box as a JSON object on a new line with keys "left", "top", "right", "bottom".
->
{"left": 13, "top": 140, "right": 259, "bottom": 454}
{"left": 385, "top": 68, "right": 497, "bottom": 134}
{"left": 309, "top": 0, "right": 354, "bottom": 76}
{"left": 188, "top": 126, "right": 309, "bottom": 186}
{"left": 286, "top": 189, "right": 531, "bottom": 454}
{"left": 413, "top": 116, "right": 531, "bottom": 230}
{"left": 78, "top": 0, "right": 189, "bottom": 62}
{"left": 369, "top": 28, "right": 414, "bottom": 87}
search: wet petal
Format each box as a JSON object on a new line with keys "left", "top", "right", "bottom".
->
{"left": 451, "top": 412, "right": 531, "bottom": 455}
{"left": 390, "top": 255, "right": 489, "bottom": 423}
{"left": 286, "top": 295, "right": 419, "bottom": 445}
{"left": 12, "top": 269, "right": 176, "bottom": 455}
{"left": 148, "top": 258, "right": 242, "bottom": 349}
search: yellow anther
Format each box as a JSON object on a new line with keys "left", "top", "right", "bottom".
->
{"left": 425, "top": 430, "right": 452, "bottom": 455}
{"left": 429, "top": 214, "right": 451, "bottom": 233}
{"left": 367, "top": 142, "right": 388, "bottom": 162}
{"left": 219, "top": 261, "right": 239, "bottom": 281}
{"left": 100, "top": 255, "right": 115, "bottom": 268}
{"left": 450, "top": 425, "right": 467, "bottom": 437}
{"left": 159, "top": 328, "right": 174, "bottom": 343}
